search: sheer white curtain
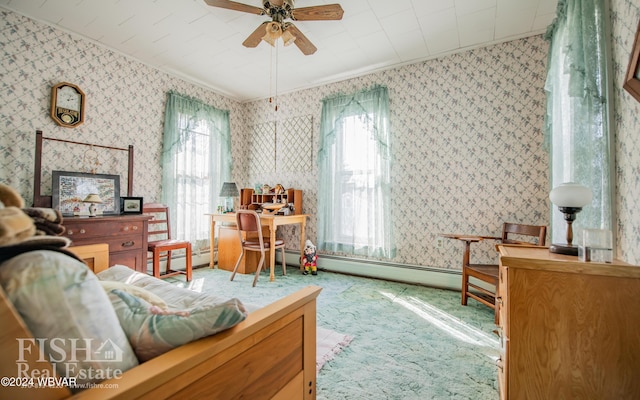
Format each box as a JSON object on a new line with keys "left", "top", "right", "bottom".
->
{"left": 544, "top": 0, "right": 614, "bottom": 245}
{"left": 317, "top": 85, "right": 395, "bottom": 258}
{"left": 161, "top": 91, "right": 231, "bottom": 251}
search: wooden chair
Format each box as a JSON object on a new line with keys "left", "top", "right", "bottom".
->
{"left": 450, "top": 222, "right": 546, "bottom": 321}
{"left": 143, "top": 203, "right": 192, "bottom": 282}
{"left": 230, "top": 210, "right": 286, "bottom": 287}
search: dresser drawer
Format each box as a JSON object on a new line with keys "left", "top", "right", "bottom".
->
{"left": 111, "top": 251, "right": 146, "bottom": 272}
{"left": 65, "top": 219, "right": 144, "bottom": 239}
{"left": 103, "top": 235, "right": 143, "bottom": 252}
{"left": 62, "top": 215, "right": 151, "bottom": 272}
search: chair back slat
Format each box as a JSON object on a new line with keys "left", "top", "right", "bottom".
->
{"left": 502, "top": 223, "right": 547, "bottom": 246}
{"left": 143, "top": 203, "right": 172, "bottom": 241}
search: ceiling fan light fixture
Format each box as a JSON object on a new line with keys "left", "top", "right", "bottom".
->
{"left": 262, "top": 21, "right": 282, "bottom": 46}
{"left": 207, "top": 0, "right": 342, "bottom": 55}
{"left": 282, "top": 29, "right": 296, "bottom": 46}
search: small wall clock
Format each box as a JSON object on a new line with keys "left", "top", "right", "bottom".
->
{"left": 50, "top": 82, "right": 85, "bottom": 127}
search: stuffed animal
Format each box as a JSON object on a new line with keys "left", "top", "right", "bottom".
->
{"left": 301, "top": 239, "right": 318, "bottom": 276}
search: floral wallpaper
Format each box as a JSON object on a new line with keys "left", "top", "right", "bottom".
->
{"left": 0, "top": 9, "right": 245, "bottom": 206}
{"left": 3, "top": 2, "right": 640, "bottom": 270}
{"left": 611, "top": 0, "right": 640, "bottom": 265}
{"left": 242, "top": 36, "right": 550, "bottom": 269}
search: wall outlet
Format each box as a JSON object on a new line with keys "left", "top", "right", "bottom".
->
{"left": 435, "top": 237, "right": 444, "bottom": 248}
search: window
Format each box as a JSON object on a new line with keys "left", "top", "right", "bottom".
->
{"left": 335, "top": 114, "right": 377, "bottom": 246}
{"left": 317, "top": 86, "right": 395, "bottom": 258}
{"left": 544, "top": 0, "right": 614, "bottom": 245}
{"left": 162, "top": 92, "right": 231, "bottom": 250}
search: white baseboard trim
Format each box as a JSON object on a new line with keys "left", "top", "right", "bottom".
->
{"left": 282, "top": 250, "right": 462, "bottom": 291}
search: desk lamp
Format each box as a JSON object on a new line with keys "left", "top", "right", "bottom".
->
{"left": 549, "top": 183, "right": 592, "bottom": 255}
{"left": 219, "top": 182, "right": 239, "bottom": 213}
{"left": 83, "top": 193, "right": 103, "bottom": 217}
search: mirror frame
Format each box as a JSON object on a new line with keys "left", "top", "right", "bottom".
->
{"left": 624, "top": 19, "right": 640, "bottom": 102}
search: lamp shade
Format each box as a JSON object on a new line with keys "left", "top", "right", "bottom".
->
{"left": 281, "top": 28, "right": 296, "bottom": 46}
{"left": 262, "top": 22, "right": 282, "bottom": 46}
{"left": 219, "top": 182, "right": 239, "bottom": 197}
{"left": 83, "top": 193, "right": 103, "bottom": 204}
{"left": 549, "top": 183, "right": 592, "bottom": 208}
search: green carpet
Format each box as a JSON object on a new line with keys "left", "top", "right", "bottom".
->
{"left": 165, "top": 265, "right": 500, "bottom": 400}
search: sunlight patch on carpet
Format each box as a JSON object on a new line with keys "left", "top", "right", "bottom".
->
{"left": 317, "top": 326, "right": 353, "bottom": 373}
{"left": 380, "top": 291, "right": 499, "bottom": 359}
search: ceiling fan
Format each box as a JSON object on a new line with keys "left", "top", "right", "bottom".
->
{"left": 204, "top": 0, "right": 344, "bottom": 55}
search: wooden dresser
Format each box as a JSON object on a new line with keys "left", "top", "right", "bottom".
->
{"left": 496, "top": 245, "right": 640, "bottom": 400}
{"left": 63, "top": 214, "right": 151, "bottom": 272}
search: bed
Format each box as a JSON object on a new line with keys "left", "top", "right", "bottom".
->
{"left": 0, "top": 243, "right": 322, "bottom": 399}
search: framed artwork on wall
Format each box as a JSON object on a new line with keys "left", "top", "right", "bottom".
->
{"left": 624, "top": 19, "right": 640, "bottom": 102}
{"left": 52, "top": 171, "right": 120, "bottom": 216}
{"left": 120, "top": 197, "right": 143, "bottom": 214}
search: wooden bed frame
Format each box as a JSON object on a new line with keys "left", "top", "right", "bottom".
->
{"left": 0, "top": 244, "right": 322, "bottom": 399}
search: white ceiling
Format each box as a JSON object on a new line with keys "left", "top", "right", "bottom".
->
{"left": 2, "top": 0, "right": 558, "bottom": 102}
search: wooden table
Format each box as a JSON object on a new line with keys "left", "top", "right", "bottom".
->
{"left": 208, "top": 213, "right": 309, "bottom": 282}
{"left": 440, "top": 233, "right": 502, "bottom": 268}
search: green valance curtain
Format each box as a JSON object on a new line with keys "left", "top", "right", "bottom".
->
{"left": 544, "top": 0, "right": 614, "bottom": 245}
{"left": 162, "top": 91, "right": 232, "bottom": 248}
{"left": 317, "top": 85, "right": 395, "bottom": 258}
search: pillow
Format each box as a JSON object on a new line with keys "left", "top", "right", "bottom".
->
{"left": 107, "top": 288, "right": 248, "bottom": 362}
{"left": 100, "top": 280, "right": 168, "bottom": 310}
{"left": 0, "top": 250, "right": 139, "bottom": 392}
{"left": 97, "top": 265, "right": 231, "bottom": 310}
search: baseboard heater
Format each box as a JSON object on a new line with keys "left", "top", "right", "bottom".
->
{"left": 151, "top": 249, "right": 464, "bottom": 292}
{"left": 282, "top": 250, "right": 462, "bottom": 291}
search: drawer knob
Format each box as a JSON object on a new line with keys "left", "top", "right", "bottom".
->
{"left": 122, "top": 241, "right": 135, "bottom": 247}
{"left": 132, "top": 226, "right": 138, "bottom": 230}
{"left": 123, "top": 226, "right": 129, "bottom": 231}
{"left": 80, "top": 229, "right": 85, "bottom": 234}
{"left": 68, "top": 230, "right": 73, "bottom": 235}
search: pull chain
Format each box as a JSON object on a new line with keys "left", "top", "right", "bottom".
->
{"left": 267, "top": 34, "right": 279, "bottom": 112}
{"left": 274, "top": 43, "right": 279, "bottom": 112}
{"left": 269, "top": 45, "right": 274, "bottom": 106}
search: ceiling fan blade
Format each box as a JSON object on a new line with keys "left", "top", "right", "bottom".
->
{"left": 286, "top": 24, "right": 317, "bottom": 55}
{"left": 291, "top": 4, "right": 344, "bottom": 21}
{"left": 204, "top": 0, "right": 265, "bottom": 15}
{"left": 243, "top": 22, "right": 270, "bottom": 48}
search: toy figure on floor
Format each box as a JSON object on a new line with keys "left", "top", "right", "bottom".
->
{"left": 301, "top": 239, "right": 318, "bottom": 276}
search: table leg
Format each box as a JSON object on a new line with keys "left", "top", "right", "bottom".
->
{"left": 209, "top": 217, "right": 216, "bottom": 268}
{"left": 269, "top": 221, "right": 276, "bottom": 282}
{"left": 299, "top": 220, "right": 306, "bottom": 271}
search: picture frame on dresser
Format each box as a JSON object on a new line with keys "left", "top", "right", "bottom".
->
{"left": 120, "top": 196, "right": 143, "bottom": 214}
{"left": 52, "top": 170, "right": 120, "bottom": 216}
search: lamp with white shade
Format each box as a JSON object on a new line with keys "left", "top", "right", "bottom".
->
{"left": 83, "top": 193, "right": 103, "bottom": 217}
{"left": 549, "top": 182, "right": 593, "bottom": 255}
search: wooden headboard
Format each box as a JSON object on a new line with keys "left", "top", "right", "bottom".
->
{"left": 33, "top": 130, "right": 134, "bottom": 207}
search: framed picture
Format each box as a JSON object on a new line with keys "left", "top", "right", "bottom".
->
{"left": 624, "top": 19, "right": 640, "bottom": 102}
{"left": 120, "top": 197, "right": 143, "bottom": 214}
{"left": 52, "top": 171, "right": 120, "bottom": 216}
